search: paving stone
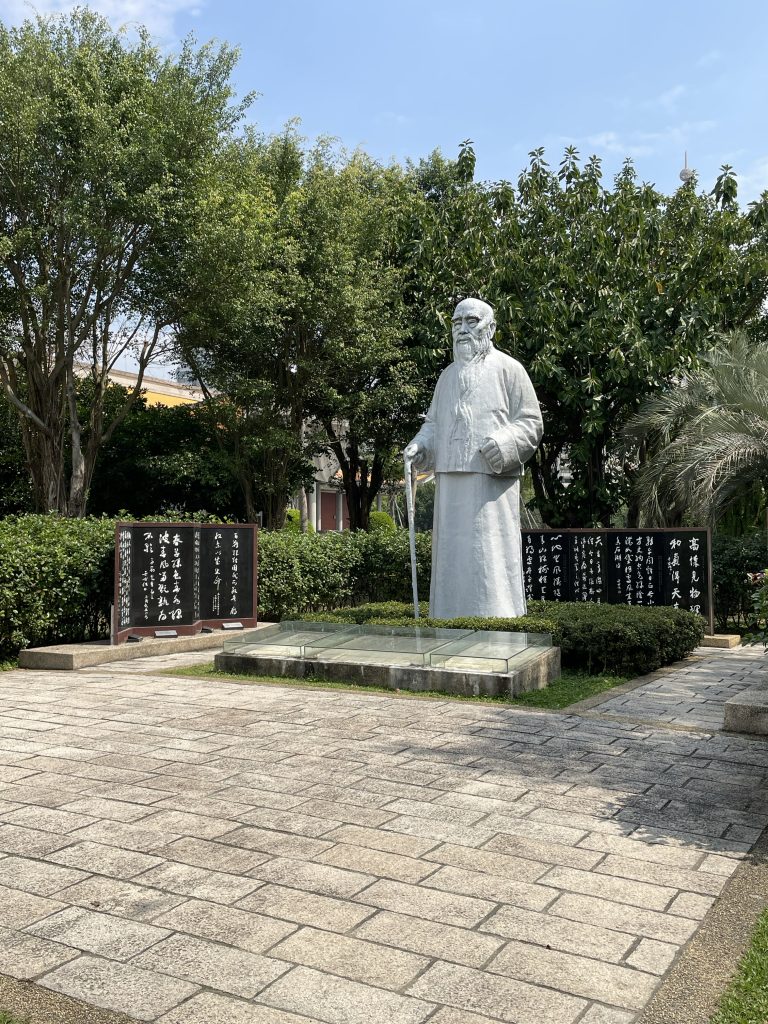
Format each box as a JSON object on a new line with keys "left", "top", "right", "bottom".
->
{"left": 237, "top": 807, "right": 340, "bottom": 838}
{"left": 354, "top": 878, "right": 495, "bottom": 928}
{"left": 355, "top": 910, "right": 504, "bottom": 967}
{"left": 595, "top": 853, "right": 726, "bottom": 896}
{"left": 157, "top": 990, "right": 318, "bottom": 1023}
{"left": 0, "top": 854, "right": 87, "bottom": 896}
{"left": 59, "top": 796, "right": 156, "bottom": 822}
{"left": 408, "top": 960, "right": 586, "bottom": 1024}
{"left": 427, "top": 1009, "right": 507, "bottom": 1024}
{"left": 422, "top": 842, "right": 548, "bottom": 882}
{"left": 250, "top": 856, "right": 375, "bottom": 898}
{"left": 0, "top": 824, "right": 73, "bottom": 856}
{"left": 132, "top": 931, "right": 288, "bottom": 998}
{"left": 38, "top": 952, "right": 199, "bottom": 1021}
{"left": 626, "top": 937, "right": 679, "bottom": 975}
{"left": 699, "top": 853, "right": 740, "bottom": 876}
{"left": 0, "top": 804, "right": 97, "bottom": 834}
{"left": 47, "top": 841, "right": 164, "bottom": 879}
{"left": 269, "top": 925, "right": 429, "bottom": 989}
{"left": 488, "top": 939, "right": 658, "bottom": 1009}
{"left": 238, "top": 883, "right": 375, "bottom": 931}
{"left": 576, "top": 832, "right": 705, "bottom": 868}
{"left": 154, "top": 835, "right": 270, "bottom": 873}
{"left": 480, "top": 904, "right": 634, "bottom": 962}
{"left": 0, "top": 883, "right": 65, "bottom": 928}
{"left": 667, "top": 891, "right": 715, "bottom": 918}
{"left": 551, "top": 893, "right": 698, "bottom": 944}
{"left": 422, "top": 865, "right": 556, "bottom": 911}
{"left": 259, "top": 964, "right": 436, "bottom": 1024}
{"left": 66, "top": 819, "right": 181, "bottom": 852}
{"left": 482, "top": 833, "right": 603, "bottom": 870}
{"left": 133, "top": 860, "right": 263, "bottom": 904}
{"left": 61, "top": 875, "right": 186, "bottom": 921}
{"left": 315, "top": 841, "right": 437, "bottom": 883}
{"left": 154, "top": 897, "right": 296, "bottom": 952}
{"left": 221, "top": 826, "right": 334, "bottom": 860}
{"left": 293, "top": 799, "right": 396, "bottom": 828}
{"left": 0, "top": 925, "right": 78, "bottom": 978}
{"left": 138, "top": 809, "right": 235, "bottom": 839}
{"left": 579, "top": 1005, "right": 641, "bottom": 1023}
{"left": 540, "top": 865, "right": 677, "bottom": 910}
{"left": 324, "top": 823, "right": 439, "bottom": 858}
{"left": 26, "top": 905, "right": 170, "bottom": 960}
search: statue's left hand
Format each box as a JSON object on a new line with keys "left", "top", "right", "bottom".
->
{"left": 479, "top": 437, "right": 504, "bottom": 474}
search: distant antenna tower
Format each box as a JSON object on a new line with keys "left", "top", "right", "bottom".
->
{"left": 679, "top": 152, "right": 694, "bottom": 184}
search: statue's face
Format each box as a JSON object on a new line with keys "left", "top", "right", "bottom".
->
{"left": 451, "top": 299, "right": 495, "bottom": 364}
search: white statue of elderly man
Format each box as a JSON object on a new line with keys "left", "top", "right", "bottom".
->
{"left": 405, "top": 298, "right": 543, "bottom": 618}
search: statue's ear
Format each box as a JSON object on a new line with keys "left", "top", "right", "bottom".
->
{"left": 488, "top": 319, "right": 497, "bottom": 336}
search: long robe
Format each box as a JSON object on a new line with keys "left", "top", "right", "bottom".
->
{"left": 411, "top": 347, "right": 543, "bottom": 619}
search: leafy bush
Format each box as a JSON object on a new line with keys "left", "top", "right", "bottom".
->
{"left": 367, "top": 510, "right": 397, "bottom": 534}
{"left": 351, "top": 529, "right": 431, "bottom": 604}
{"left": 526, "top": 600, "right": 705, "bottom": 675}
{"left": 712, "top": 532, "right": 768, "bottom": 630}
{"left": 282, "top": 509, "right": 315, "bottom": 533}
{"left": 0, "top": 515, "right": 115, "bottom": 657}
{"left": 305, "top": 599, "right": 704, "bottom": 676}
{"left": 257, "top": 531, "right": 362, "bottom": 619}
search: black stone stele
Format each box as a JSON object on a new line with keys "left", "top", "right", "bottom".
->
{"left": 113, "top": 521, "right": 259, "bottom": 644}
{"left": 522, "top": 528, "right": 713, "bottom": 634}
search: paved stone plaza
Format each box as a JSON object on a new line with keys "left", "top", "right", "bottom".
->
{"left": 0, "top": 648, "right": 767, "bottom": 1023}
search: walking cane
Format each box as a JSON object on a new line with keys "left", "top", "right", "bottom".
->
{"left": 404, "top": 453, "right": 420, "bottom": 621}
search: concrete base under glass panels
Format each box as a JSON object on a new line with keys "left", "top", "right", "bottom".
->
{"left": 215, "top": 621, "right": 561, "bottom": 697}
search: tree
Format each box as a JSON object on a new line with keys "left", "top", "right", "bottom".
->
{"left": 0, "top": 11, "right": 248, "bottom": 515}
{"left": 623, "top": 332, "right": 768, "bottom": 526}
{"left": 415, "top": 144, "right": 768, "bottom": 526}
{"left": 173, "top": 129, "right": 426, "bottom": 530}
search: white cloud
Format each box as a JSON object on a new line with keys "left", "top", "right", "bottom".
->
{"left": 582, "top": 120, "right": 716, "bottom": 161}
{"left": 0, "top": 0, "right": 202, "bottom": 40}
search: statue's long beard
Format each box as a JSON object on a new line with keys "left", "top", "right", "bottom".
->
{"left": 453, "top": 348, "right": 489, "bottom": 461}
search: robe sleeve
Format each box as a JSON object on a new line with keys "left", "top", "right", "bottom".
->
{"left": 487, "top": 363, "right": 543, "bottom": 475}
{"left": 408, "top": 381, "right": 440, "bottom": 471}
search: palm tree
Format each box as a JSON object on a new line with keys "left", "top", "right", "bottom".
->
{"left": 624, "top": 332, "right": 768, "bottom": 526}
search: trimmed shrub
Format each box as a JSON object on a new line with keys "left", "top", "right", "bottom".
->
{"left": 305, "top": 600, "right": 704, "bottom": 676}
{"left": 257, "top": 531, "right": 362, "bottom": 620}
{"left": 367, "top": 510, "right": 397, "bottom": 534}
{"left": 526, "top": 600, "right": 705, "bottom": 675}
{"left": 282, "top": 509, "right": 315, "bottom": 534}
{"left": 0, "top": 515, "right": 115, "bottom": 657}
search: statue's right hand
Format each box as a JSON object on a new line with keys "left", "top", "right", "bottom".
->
{"left": 404, "top": 442, "right": 423, "bottom": 466}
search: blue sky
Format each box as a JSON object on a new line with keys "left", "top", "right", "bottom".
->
{"left": 2, "top": 0, "right": 767, "bottom": 202}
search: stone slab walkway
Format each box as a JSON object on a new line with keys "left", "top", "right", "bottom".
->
{"left": 0, "top": 652, "right": 766, "bottom": 1023}
{"left": 584, "top": 644, "right": 767, "bottom": 732}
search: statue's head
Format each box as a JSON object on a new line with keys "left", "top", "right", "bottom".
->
{"left": 451, "top": 298, "right": 495, "bottom": 364}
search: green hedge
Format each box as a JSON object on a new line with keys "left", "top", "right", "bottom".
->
{"left": 0, "top": 516, "right": 705, "bottom": 673}
{"left": 305, "top": 600, "right": 705, "bottom": 676}
{"left": 0, "top": 515, "right": 115, "bottom": 658}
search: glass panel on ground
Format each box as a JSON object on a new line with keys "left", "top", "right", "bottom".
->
{"left": 429, "top": 630, "right": 552, "bottom": 673}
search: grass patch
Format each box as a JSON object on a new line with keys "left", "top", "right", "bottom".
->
{"left": 163, "top": 663, "right": 629, "bottom": 709}
{"left": 0, "top": 1013, "right": 30, "bottom": 1024}
{"left": 0, "top": 659, "right": 18, "bottom": 672}
{"left": 711, "top": 909, "right": 768, "bottom": 1024}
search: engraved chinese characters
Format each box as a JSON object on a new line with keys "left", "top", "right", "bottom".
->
{"left": 114, "top": 522, "right": 257, "bottom": 642}
{"left": 523, "top": 529, "right": 711, "bottom": 628}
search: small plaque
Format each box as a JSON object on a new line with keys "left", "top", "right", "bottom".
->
{"left": 222, "top": 622, "right": 244, "bottom": 630}
{"left": 154, "top": 629, "right": 179, "bottom": 639}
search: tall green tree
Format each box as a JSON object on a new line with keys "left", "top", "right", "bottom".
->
{"left": 173, "top": 129, "right": 425, "bottom": 530}
{"left": 418, "top": 144, "right": 768, "bottom": 526}
{"left": 0, "top": 10, "right": 248, "bottom": 515}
